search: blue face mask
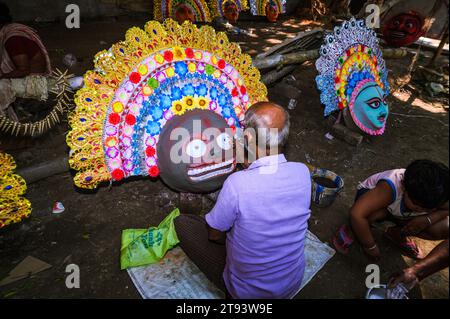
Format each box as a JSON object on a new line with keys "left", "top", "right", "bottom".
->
{"left": 351, "top": 83, "right": 388, "bottom": 134}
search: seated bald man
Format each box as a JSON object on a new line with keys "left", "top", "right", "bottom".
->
{"left": 175, "top": 102, "right": 312, "bottom": 299}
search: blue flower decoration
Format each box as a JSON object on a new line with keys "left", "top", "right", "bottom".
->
{"left": 171, "top": 87, "right": 182, "bottom": 100}
{"left": 150, "top": 106, "right": 163, "bottom": 120}
{"left": 182, "top": 84, "right": 195, "bottom": 96}
{"left": 196, "top": 83, "right": 208, "bottom": 96}
{"left": 222, "top": 107, "right": 231, "bottom": 117}
{"left": 160, "top": 94, "right": 172, "bottom": 109}
{"left": 209, "top": 87, "right": 218, "bottom": 99}
{"left": 146, "top": 121, "right": 161, "bottom": 135}
{"left": 218, "top": 94, "right": 228, "bottom": 107}
{"left": 175, "top": 62, "right": 188, "bottom": 77}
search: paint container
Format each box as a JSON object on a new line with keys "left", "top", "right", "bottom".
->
{"left": 366, "top": 285, "right": 388, "bottom": 299}
{"left": 311, "top": 169, "right": 344, "bottom": 207}
{"left": 366, "top": 284, "right": 410, "bottom": 299}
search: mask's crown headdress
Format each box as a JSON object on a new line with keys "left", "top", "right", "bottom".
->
{"left": 154, "top": 0, "right": 212, "bottom": 22}
{"left": 210, "top": 0, "right": 249, "bottom": 18}
{"left": 0, "top": 152, "right": 31, "bottom": 229}
{"left": 250, "top": 0, "right": 285, "bottom": 16}
{"left": 315, "top": 18, "right": 389, "bottom": 117}
{"left": 67, "top": 19, "right": 267, "bottom": 189}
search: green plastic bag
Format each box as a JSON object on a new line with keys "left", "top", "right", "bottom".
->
{"left": 120, "top": 208, "right": 180, "bottom": 270}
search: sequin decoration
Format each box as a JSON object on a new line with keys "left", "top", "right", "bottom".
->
{"left": 67, "top": 19, "right": 268, "bottom": 189}
{"left": 0, "top": 152, "right": 32, "bottom": 229}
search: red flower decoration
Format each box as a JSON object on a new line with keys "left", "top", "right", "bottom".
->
{"left": 112, "top": 169, "right": 124, "bottom": 181}
{"left": 129, "top": 72, "right": 141, "bottom": 84}
{"left": 164, "top": 50, "right": 173, "bottom": 62}
{"left": 125, "top": 114, "right": 136, "bottom": 126}
{"left": 338, "top": 102, "right": 344, "bottom": 109}
{"left": 231, "top": 87, "right": 238, "bottom": 97}
{"left": 240, "top": 86, "right": 247, "bottom": 95}
{"left": 148, "top": 165, "right": 160, "bottom": 177}
{"left": 145, "top": 146, "right": 156, "bottom": 157}
{"left": 108, "top": 113, "right": 120, "bottom": 125}
{"left": 217, "top": 59, "right": 226, "bottom": 69}
{"left": 185, "top": 48, "right": 194, "bottom": 59}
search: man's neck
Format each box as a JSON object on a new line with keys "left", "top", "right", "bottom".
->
{"left": 255, "top": 148, "right": 280, "bottom": 161}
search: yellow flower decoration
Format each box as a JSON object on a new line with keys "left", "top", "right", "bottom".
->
{"left": 183, "top": 96, "right": 195, "bottom": 110}
{"left": 196, "top": 97, "right": 209, "bottom": 109}
{"left": 173, "top": 46, "right": 186, "bottom": 61}
{"left": 171, "top": 100, "right": 186, "bottom": 116}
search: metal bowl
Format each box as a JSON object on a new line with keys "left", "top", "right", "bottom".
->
{"left": 365, "top": 284, "right": 388, "bottom": 299}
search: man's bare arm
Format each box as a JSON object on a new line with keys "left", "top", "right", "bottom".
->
{"left": 389, "top": 239, "right": 449, "bottom": 289}
{"left": 206, "top": 223, "right": 226, "bottom": 245}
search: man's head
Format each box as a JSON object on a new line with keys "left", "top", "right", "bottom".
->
{"left": 243, "top": 101, "right": 290, "bottom": 158}
{"left": 403, "top": 159, "right": 449, "bottom": 211}
{"left": 0, "top": 2, "right": 12, "bottom": 27}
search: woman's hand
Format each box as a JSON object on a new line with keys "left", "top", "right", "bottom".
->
{"left": 401, "top": 216, "right": 431, "bottom": 236}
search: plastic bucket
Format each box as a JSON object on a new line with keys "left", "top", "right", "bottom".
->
{"left": 311, "top": 169, "right": 344, "bottom": 207}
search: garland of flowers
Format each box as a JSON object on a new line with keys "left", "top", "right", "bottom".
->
{"left": 0, "top": 152, "right": 32, "bottom": 229}
{"left": 67, "top": 19, "right": 267, "bottom": 189}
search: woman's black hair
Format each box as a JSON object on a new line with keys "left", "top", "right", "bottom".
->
{"left": 404, "top": 159, "right": 449, "bottom": 209}
{"left": 0, "top": 2, "right": 12, "bottom": 25}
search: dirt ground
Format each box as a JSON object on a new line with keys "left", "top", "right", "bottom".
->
{"left": 0, "top": 15, "right": 448, "bottom": 299}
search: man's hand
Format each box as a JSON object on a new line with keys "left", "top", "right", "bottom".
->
{"left": 401, "top": 216, "right": 431, "bottom": 236}
{"left": 388, "top": 268, "right": 420, "bottom": 291}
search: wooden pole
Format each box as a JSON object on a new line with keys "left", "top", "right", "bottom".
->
{"left": 254, "top": 48, "right": 408, "bottom": 71}
{"left": 16, "top": 156, "right": 69, "bottom": 184}
{"left": 429, "top": 21, "right": 449, "bottom": 66}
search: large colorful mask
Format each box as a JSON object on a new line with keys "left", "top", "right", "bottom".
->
{"left": 67, "top": 19, "right": 267, "bottom": 193}
{"left": 316, "top": 18, "right": 390, "bottom": 135}
{"left": 382, "top": 12, "right": 425, "bottom": 47}
{"left": 250, "top": 0, "right": 285, "bottom": 22}
{"left": 154, "top": 0, "right": 212, "bottom": 23}
{"left": 0, "top": 152, "right": 32, "bottom": 229}
{"left": 210, "top": 0, "right": 248, "bottom": 24}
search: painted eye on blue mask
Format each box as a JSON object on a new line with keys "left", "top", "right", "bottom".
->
{"left": 366, "top": 98, "right": 382, "bottom": 109}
